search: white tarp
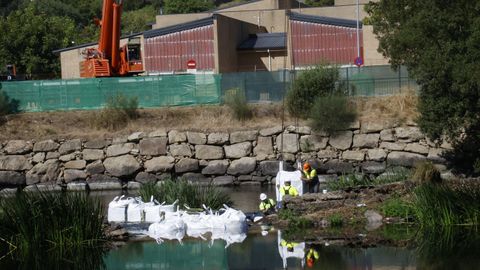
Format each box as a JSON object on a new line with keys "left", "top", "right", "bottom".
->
{"left": 277, "top": 231, "right": 305, "bottom": 269}
{"left": 275, "top": 170, "right": 303, "bottom": 202}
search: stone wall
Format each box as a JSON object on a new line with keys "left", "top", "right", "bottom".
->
{"left": 0, "top": 121, "right": 451, "bottom": 192}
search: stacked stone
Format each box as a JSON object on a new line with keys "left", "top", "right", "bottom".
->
{"left": 0, "top": 121, "right": 451, "bottom": 192}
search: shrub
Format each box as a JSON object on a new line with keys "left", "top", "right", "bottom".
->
{"left": 223, "top": 88, "right": 252, "bottom": 121}
{"left": 0, "top": 89, "right": 19, "bottom": 124}
{"left": 92, "top": 93, "right": 139, "bottom": 130}
{"left": 328, "top": 213, "right": 344, "bottom": 227}
{"left": 326, "top": 174, "right": 372, "bottom": 191}
{"left": 374, "top": 167, "right": 411, "bottom": 184}
{"left": 309, "top": 94, "right": 357, "bottom": 134}
{"left": 380, "top": 196, "right": 415, "bottom": 219}
{"left": 412, "top": 161, "right": 442, "bottom": 184}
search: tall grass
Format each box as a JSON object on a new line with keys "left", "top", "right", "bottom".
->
{"left": 223, "top": 88, "right": 252, "bottom": 121}
{"left": 91, "top": 94, "right": 139, "bottom": 130}
{"left": 412, "top": 161, "right": 441, "bottom": 184}
{"left": 326, "top": 168, "right": 411, "bottom": 191}
{"left": 380, "top": 196, "right": 415, "bottom": 219}
{"left": 138, "top": 180, "right": 232, "bottom": 210}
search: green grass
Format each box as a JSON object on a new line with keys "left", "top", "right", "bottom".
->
{"left": 380, "top": 196, "right": 415, "bottom": 220}
{"left": 91, "top": 93, "right": 139, "bottom": 130}
{"left": 278, "top": 209, "right": 313, "bottom": 239}
{"left": 412, "top": 161, "right": 441, "bottom": 184}
{"left": 138, "top": 179, "right": 232, "bottom": 210}
{"left": 328, "top": 213, "right": 344, "bottom": 227}
{"left": 326, "top": 168, "right": 411, "bottom": 191}
{"left": 223, "top": 88, "right": 252, "bottom": 121}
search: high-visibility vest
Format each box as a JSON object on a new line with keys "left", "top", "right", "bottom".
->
{"left": 307, "top": 248, "right": 319, "bottom": 260}
{"left": 280, "top": 185, "right": 298, "bottom": 196}
{"left": 303, "top": 169, "right": 318, "bottom": 181}
{"left": 280, "top": 239, "right": 299, "bottom": 249}
{"left": 259, "top": 198, "right": 275, "bottom": 211}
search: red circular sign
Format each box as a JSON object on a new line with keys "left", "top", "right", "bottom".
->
{"left": 187, "top": 59, "right": 196, "bottom": 69}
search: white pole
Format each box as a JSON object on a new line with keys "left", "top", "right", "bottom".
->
{"left": 356, "top": 0, "right": 360, "bottom": 58}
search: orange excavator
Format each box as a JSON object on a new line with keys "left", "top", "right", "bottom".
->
{"left": 80, "top": 0, "right": 143, "bottom": 77}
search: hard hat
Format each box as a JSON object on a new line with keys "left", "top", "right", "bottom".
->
{"left": 303, "top": 163, "right": 311, "bottom": 170}
{"left": 307, "top": 258, "right": 314, "bottom": 268}
{"left": 259, "top": 193, "right": 267, "bottom": 201}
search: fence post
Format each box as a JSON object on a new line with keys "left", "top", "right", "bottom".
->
{"left": 398, "top": 68, "right": 402, "bottom": 92}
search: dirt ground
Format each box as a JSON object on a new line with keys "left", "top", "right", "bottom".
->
{"left": 0, "top": 93, "right": 418, "bottom": 141}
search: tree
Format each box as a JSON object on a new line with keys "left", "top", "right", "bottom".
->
{"left": 366, "top": 0, "right": 480, "bottom": 175}
{"left": 121, "top": 6, "right": 157, "bottom": 35}
{"left": 163, "top": 0, "right": 215, "bottom": 14}
{"left": 305, "top": 0, "right": 334, "bottom": 7}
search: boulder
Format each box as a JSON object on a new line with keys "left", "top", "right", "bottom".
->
{"left": 112, "top": 136, "right": 128, "bottom": 145}
{"left": 212, "top": 176, "right": 235, "bottom": 186}
{"left": 26, "top": 159, "right": 60, "bottom": 185}
{"left": 4, "top": 140, "right": 33, "bottom": 154}
{"left": 24, "top": 184, "right": 62, "bottom": 192}
{"left": 139, "top": 137, "right": 167, "bottom": 156}
{"left": 169, "top": 144, "right": 193, "bottom": 157}
{"left": 276, "top": 133, "right": 299, "bottom": 153}
{"left": 427, "top": 148, "right": 446, "bottom": 163}
{"left": 252, "top": 176, "right": 267, "bottom": 182}
{"left": 0, "top": 171, "right": 26, "bottom": 186}
{"left": 58, "top": 139, "right": 82, "bottom": 155}
{"left": 106, "top": 143, "right": 135, "bottom": 157}
{"left": 59, "top": 153, "right": 75, "bottom": 162}
{"left": 224, "top": 142, "right": 252, "bottom": 158}
{"left": 175, "top": 158, "right": 199, "bottom": 173}
{"left": 46, "top": 152, "right": 60, "bottom": 160}
{"left": 84, "top": 139, "right": 110, "bottom": 149}
{"left": 361, "top": 162, "right": 386, "bottom": 174}
{"left": 88, "top": 174, "right": 120, "bottom": 183}
{"left": 380, "top": 142, "right": 406, "bottom": 151}
{"left": 64, "top": 169, "right": 87, "bottom": 183}
{"left": 361, "top": 121, "right": 390, "bottom": 133}
{"left": 187, "top": 132, "right": 207, "bottom": 145}
{"left": 82, "top": 149, "right": 104, "bottom": 161}
{"left": 230, "top": 130, "right": 258, "bottom": 144}
{"left": 207, "top": 133, "right": 229, "bottom": 145}
{"left": 168, "top": 130, "right": 187, "bottom": 144}
{"left": 254, "top": 136, "right": 273, "bottom": 157}
{"left": 238, "top": 175, "right": 252, "bottom": 181}
{"left": 319, "top": 160, "right": 354, "bottom": 174}
{"left": 195, "top": 145, "right": 224, "bottom": 160}
{"left": 32, "top": 152, "right": 46, "bottom": 163}
{"left": 367, "top": 149, "right": 387, "bottom": 161}
{"left": 64, "top": 160, "right": 86, "bottom": 170}
{"left": 259, "top": 160, "right": 280, "bottom": 176}
{"left": 286, "top": 125, "right": 311, "bottom": 135}
{"left": 317, "top": 149, "right": 338, "bottom": 159}
{"left": 387, "top": 151, "right": 426, "bottom": 167}
{"left": 353, "top": 134, "right": 380, "bottom": 148}
{"left": 202, "top": 160, "right": 229, "bottom": 175}
{"left": 342, "top": 150, "right": 365, "bottom": 161}
{"left": 33, "top": 140, "right": 59, "bottom": 152}
{"left": 227, "top": 157, "right": 256, "bottom": 175}
{"left": 364, "top": 210, "right": 383, "bottom": 231}
{"left": 259, "top": 125, "right": 283, "bottom": 136}
{"left": 329, "top": 131, "right": 353, "bottom": 150}
{"left": 148, "top": 129, "right": 167, "bottom": 138}
{"left": 404, "top": 143, "right": 429, "bottom": 155}
{"left": 380, "top": 129, "right": 395, "bottom": 141}
{"left": 135, "top": 172, "right": 158, "bottom": 184}
{"left": 144, "top": 156, "right": 175, "bottom": 173}
{"left": 127, "top": 182, "right": 142, "bottom": 190}
{"left": 395, "top": 127, "right": 424, "bottom": 141}
{"left": 0, "top": 155, "right": 32, "bottom": 171}
{"left": 103, "top": 155, "right": 141, "bottom": 177}
{"left": 299, "top": 135, "right": 328, "bottom": 152}
{"left": 86, "top": 160, "right": 105, "bottom": 175}
{"left": 66, "top": 182, "right": 88, "bottom": 191}
{"left": 127, "top": 132, "right": 146, "bottom": 142}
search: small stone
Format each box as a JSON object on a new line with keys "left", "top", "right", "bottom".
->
{"left": 106, "top": 143, "right": 135, "bottom": 157}
{"left": 367, "top": 149, "right": 387, "bottom": 161}
{"left": 103, "top": 155, "right": 141, "bottom": 177}
{"left": 59, "top": 153, "right": 75, "bottom": 162}
{"left": 196, "top": 145, "right": 224, "bottom": 160}
{"left": 64, "top": 160, "right": 86, "bottom": 170}
{"left": 224, "top": 142, "right": 252, "bottom": 159}
{"left": 46, "top": 152, "right": 60, "bottom": 160}
{"left": 275, "top": 133, "right": 299, "bottom": 153}
{"left": 404, "top": 143, "right": 429, "bottom": 155}
{"left": 86, "top": 160, "right": 105, "bottom": 175}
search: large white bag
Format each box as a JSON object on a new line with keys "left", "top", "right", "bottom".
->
{"left": 127, "top": 197, "right": 145, "bottom": 222}
{"left": 107, "top": 195, "right": 133, "bottom": 223}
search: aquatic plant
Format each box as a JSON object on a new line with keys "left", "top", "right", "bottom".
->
{"left": 138, "top": 179, "right": 232, "bottom": 210}
{"left": 412, "top": 161, "right": 441, "bottom": 184}
{"left": 328, "top": 213, "right": 344, "bottom": 227}
{"left": 380, "top": 196, "right": 415, "bottom": 220}
{"left": 326, "top": 168, "right": 411, "bottom": 191}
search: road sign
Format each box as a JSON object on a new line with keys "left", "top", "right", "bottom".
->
{"left": 354, "top": 57, "right": 363, "bottom": 67}
{"left": 187, "top": 59, "right": 196, "bottom": 69}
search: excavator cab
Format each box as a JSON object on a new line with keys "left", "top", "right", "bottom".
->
{"left": 124, "top": 37, "right": 143, "bottom": 74}
{"left": 6, "top": 64, "right": 16, "bottom": 80}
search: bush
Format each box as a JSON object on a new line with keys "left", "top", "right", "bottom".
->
{"left": 328, "top": 213, "right": 344, "bottom": 227}
{"left": 380, "top": 196, "right": 415, "bottom": 219}
{"left": 309, "top": 94, "right": 357, "bottom": 134}
{"left": 92, "top": 94, "right": 139, "bottom": 130}
{"left": 0, "top": 89, "right": 19, "bottom": 124}
{"left": 412, "top": 161, "right": 442, "bottom": 184}
{"left": 223, "top": 88, "right": 252, "bottom": 121}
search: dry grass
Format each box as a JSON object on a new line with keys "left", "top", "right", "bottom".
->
{"left": 0, "top": 93, "right": 419, "bottom": 141}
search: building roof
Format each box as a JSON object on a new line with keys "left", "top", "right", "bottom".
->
{"left": 238, "top": 32, "right": 286, "bottom": 50}
{"left": 52, "top": 32, "right": 142, "bottom": 54}
{"left": 289, "top": 12, "right": 362, "bottom": 29}
{"left": 144, "top": 17, "right": 214, "bottom": 39}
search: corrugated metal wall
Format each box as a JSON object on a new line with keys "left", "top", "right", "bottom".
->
{"left": 290, "top": 20, "right": 363, "bottom": 66}
{"left": 144, "top": 25, "right": 215, "bottom": 73}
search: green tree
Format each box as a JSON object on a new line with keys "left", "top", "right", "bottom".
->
{"left": 366, "top": 0, "right": 480, "bottom": 175}
{"left": 122, "top": 5, "right": 157, "bottom": 35}
{"left": 163, "top": 0, "right": 215, "bottom": 14}
{"left": 305, "top": 0, "right": 334, "bottom": 7}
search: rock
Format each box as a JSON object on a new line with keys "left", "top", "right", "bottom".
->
{"left": 348, "top": 120, "right": 361, "bottom": 130}
{"left": 84, "top": 139, "right": 110, "bottom": 149}
{"left": 169, "top": 144, "right": 193, "bottom": 157}
{"left": 440, "top": 139, "right": 453, "bottom": 150}
{"left": 224, "top": 142, "right": 252, "bottom": 158}
{"left": 342, "top": 150, "right": 365, "bottom": 161}
{"left": 4, "top": 140, "right": 33, "bottom": 154}
{"left": 88, "top": 179, "right": 122, "bottom": 191}
{"left": 83, "top": 149, "right": 104, "bottom": 161}
{"left": 259, "top": 125, "right": 283, "bottom": 136}
{"left": 24, "top": 184, "right": 62, "bottom": 192}
{"left": 227, "top": 157, "right": 256, "bottom": 175}
{"left": 276, "top": 133, "right": 299, "bottom": 153}
{"left": 230, "top": 130, "right": 258, "bottom": 144}
{"left": 353, "top": 134, "right": 380, "bottom": 148}
{"left": 280, "top": 153, "right": 296, "bottom": 162}
{"left": 0, "top": 171, "right": 26, "bottom": 186}
{"left": 367, "top": 149, "right": 387, "bottom": 161}
{"left": 329, "top": 131, "right": 353, "bottom": 150}
{"left": 148, "top": 129, "right": 167, "bottom": 138}
{"left": 175, "top": 158, "right": 199, "bottom": 173}
{"left": 112, "top": 136, "right": 128, "bottom": 145}
{"left": 317, "top": 149, "right": 338, "bottom": 159}
{"left": 254, "top": 136, "right": 273, "bottom": 156}
{"left": 59, "top": 153, "right": 75, "bottom": 162}
{"left": 207, "top": 133, "right": 229, "bottom": 145}
{"left": 300, "top": 135, "right": 328, "bottom": 152}
{"left": 187, "top": 132, "right": 207, "bottom": 145}
{"left": 387, "top": 151, "right": 426, "bottom": 167}
{"left": 26, "top": 159, "right": 60, "bottom": 185}
{"left": 33, "top": 140, "right": 59, "bottom": 152}
{"left": 259, "top": 160, "right": 280, "bottom": 176}
{"left": 135, "top": 172, "right": 157, "bottom": 184}
{"left": 0, "top": 155, "right": 32, "bottom": 171}
{"left": 380, "top": 142, "right": 406, "bottom": 151}
{"left": 395, "top": 127, "right": 424, "bottom": 141}
{"left": 252, "top": 176, "right": 267, "bottom": 182}
{"left": 361, "top": 121, "right": 390, "bottom": 133}
{"left": 64, "top": 169, "right": 87, "bottom": 183}
{"left": 427, "top": 148, "right": 446, "bottom": 163}
{"left": 106, "top": 143, "right": 135, "bottom": 157}
{"left": 0, "top": 188, "right": 18, "bottom": 196}
{"left": 364, "top": 210, "right": 383, "bottom": 231}
{"left": 361, "top": 162, "right": 386, "bottom": 174}
{"left": 32, "top": 152, "right": 46, "bottom": 163}
{"left": 103, "top": 155, "right": 141, "bottom": 177}
{"left": 127, "top": 132, "right": 146, "bottom": 142}
{"left": 168, "top": 130, "right": 187, "bottom": 144}
{"left": 212, "top": 176, "right": 235, "bottom": 186}
{"left": 58, "top": 139, "right": 82, "bottom": 155}
{"left": 240, "top": 181, "right": 261, "bottom": 186}
{"left": 86, "top": 160, "right": 105, "bottom": 175}
{"left": 319, "top": 160, "right": 354, "bottom": 174}
{"left": 182, "top": 173, "right": 210, "bottom": 185}
{"left": 127, "top": 181, "right": 142, "bottom": 190}
{"left": 286, "top": 125, "right": 311, "bottom": 135}
{"left": 202, "top": 160, "right": 229, "bottom": 175}
{"left": 144, "top": 156, "right": 175, "bottom": 173}
{"left": 380, "top": 129, "right": 395, "bottom": 141}
{"left": 66, "top": 182, "right": 87, "bottom": 191}
{"left": 238, "top": 175, "right": 252, "bottom": 181}
{"left": 46, "top": 152, "right": 60, "bottom": 160}
{"left": 195, "top": 145, "right": 224, "bottom": 160}
{"left": 64, "top": 160, "right": 86, "bottom": 170}
{"left": 404, "top": 143, "right": 429, "bottom": 155}
{"left": 139, "top": 137, "right": 167, "bottom": 156}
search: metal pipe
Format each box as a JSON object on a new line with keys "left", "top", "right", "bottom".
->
{"left": 268, "top": 49, "right": 272, "bottom": 70}
{"left": 356, "top": 0, "right": 360, "bottom": 58}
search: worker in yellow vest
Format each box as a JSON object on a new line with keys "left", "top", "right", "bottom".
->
{"left": 301, "top": 162, "right": 319, "bottom": 193}
{"left": 306, "top": 246, "right": 319, "bottom": 268}
{"left": 259, "top": 193, "right": 276, "bottom": 215}
{"left": 280, "top": 239, "right": 299, "bottom": 252}
{"left": 279, "top": 180, "right": 299, "bottom": 197}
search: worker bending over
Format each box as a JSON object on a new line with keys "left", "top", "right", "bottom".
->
{"left": 280, "top": 180, "right": 299, "bottom": 197}
{"left": 259, "top": 193, "right": 276, "bottom": 215}
{"left": 306, "top": 246, "right": 319, "bottom": 268}
{"left": 301, "top": 162, "right": 319, "bottom": 193}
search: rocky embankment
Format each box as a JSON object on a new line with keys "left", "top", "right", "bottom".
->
{"left": 0, "top": 121, "right": 451, "bottom": 193}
